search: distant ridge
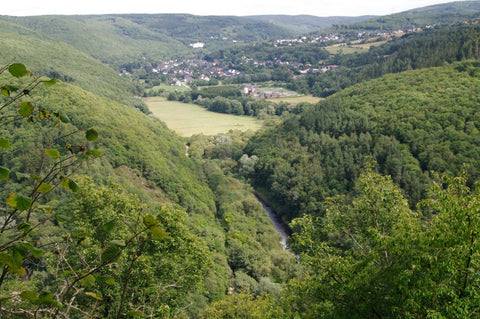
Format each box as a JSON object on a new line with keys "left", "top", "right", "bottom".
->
{"left": 247, "top": 15, "right": 375, "bottom": 33}
{"left": 329, "top": 1, "right": 480, "bottom": 31}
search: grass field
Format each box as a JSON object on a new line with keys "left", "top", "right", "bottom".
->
{"left": 144, "top": 97, "right": 263, "bottom": 136}
{"left": 145, "top": 83, "right": 191, "bottom": 94}
{"left": 269, "top": 95, "right": 323, "bottom": 104}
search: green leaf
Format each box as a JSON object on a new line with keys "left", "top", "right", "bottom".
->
{"left": 57, "top": 110, "right": 70, "bottom": 123}
{"left": 18, "top": 101, "right": 33, "bottom": 117}
{"left": 61, "top": 178, "right": 80, "bottom": 193}
{"left": 143, "top": 214, "right": 158, "bottom": 228}
{"left": 20, "top": 291, "right": 39, "bottom": 304}
{"left": 101, "top": 245, "right": 121, "bottom": 263}
{"left": 38, "top": 292, "right": 55, "bottom": 305}
{"left": 85, "top": 292, "right": 103, "bottom": 301}
{"left": 42, "top": 78, "right": 57, "bottom": 86}
{"left": 16, "top": 222, "right": 31, "bottom": 232}
{"left": 21, "top": 243, "right": 43, "bottom": 258}
{"left": 0, "top": 252, "right": 13, "bottom": 267}
{"left": 17, "top": 196, "right": 32, "bottom": 211}
{"left": 37, "top": 182, "right": 53, "bottom": 193}
{"left": 143, "top": 215, "right": 167, "bottom": 239}
{"left": 10, "top": 246, "right": 26, "bottom": 276}
{"left": 8, "top": 63, "right": 30, "bottom": 78}
{"left": 10, "top": 265, "right": 26, "bottom": 276}
{"left": 55, "top": 214, "right": 69, "bottom": 222}
{"left": 126, "top": 310, "right": 145, "bottom": 317}
{"left": 85, "top": 128, "right": 98, "bottom": 142}
{"left": 109, "top": 240, "right": 126, "bottom": 247}
{"left": 149, "top": 226, "right": 168, "bottom": 240}
{"left": 81, "top": 275, "right": 96, "bottom": 288}
{"left": 86, "top": 149, "right": 102, "bottom": 158}
{"left": 96, "top": 275, "right": 115, "bottom": 285}
{"left": 0, "top": 166, "right": 9, "bottom": 180}
{"left": 6, "top": 193, "right": 31, "bottom": 211}
{"left": 0, "top": 138, "right": 10, "bottom": 149}
{"left": 45, "top": 149, "right": 60, "bottom": 158}
{"left": 5, "top": 193, "right": 17, "bottom": 208}
{"left": 1, "top": 85, "right": 19, "bottom": 97}
{"left": 103, "top": 219, "right": 116, "bottom": 232}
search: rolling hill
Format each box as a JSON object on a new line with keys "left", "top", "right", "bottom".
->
{"left": 1, "top": 2, "right": 480, "bottom": 317}
{"left": 2, "top": 14, "right": 295, "bottom": 66}
{"left": 329, "top": 0, "right": 480, "bottom": 31}
{"left": 247, "top": 14, "right": 375, "bottom": 34}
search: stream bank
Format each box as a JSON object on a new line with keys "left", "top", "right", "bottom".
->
{"left": 255, "top": 195, "right": 292, "bottom": 250}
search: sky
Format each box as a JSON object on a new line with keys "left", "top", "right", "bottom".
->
{"left": 2, "top": 0, "right": 457, "bottom": 17}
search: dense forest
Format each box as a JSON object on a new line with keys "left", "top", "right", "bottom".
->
{"left": 1, "top": 1, "right": 480, "bottom": 318}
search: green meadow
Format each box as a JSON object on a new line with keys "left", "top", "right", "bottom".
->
{"left": 144, "top": 97, "right": 263, "bottom": 136}
{"left": 269, "top": 95, "right": 323, "bottom": 104}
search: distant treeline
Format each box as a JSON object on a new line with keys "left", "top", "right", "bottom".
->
{"left": 167, "top": 85, "right": 304, "bottom": 118}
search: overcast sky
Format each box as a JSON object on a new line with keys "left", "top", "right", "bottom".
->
{"left": 2, "top": 0, "right": 457, "bottom": 17}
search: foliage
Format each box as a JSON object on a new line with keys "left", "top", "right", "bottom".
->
{"left": 50, "top": 178, "right": 210, "bottom": 318}
{"left": 0, "top": 63, "right": 115, "bottom": 317}
{"left": 292, "top": 23, "right": 480, "bottom": 97}
{"left": 187, "top": 132, "right": 297, "bottom": 305}
{"left": 330, "top": 1, "right": 480, "bottom": 32}
{"left": 0, "top": 61, "right": 219, "bottom": 317}
{"left": 248, "top": 15, "right": 374, "bottom": 34}
{"left": 2, "top": 14, "right": 294, "bottom": 68}
{"left": 199, "top": 293, "right": 282, "bottom": 318}
{"left": 0, "top": 21, "right": 144, "bottom": 109}
{"left": 246, "top": 62, "right": 480, "bottom": 221}
{"left": 285, "top": 166, "right": 480, "bottom": 318}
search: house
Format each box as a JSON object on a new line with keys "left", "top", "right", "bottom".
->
{"left": 190, "top": 42, "right": 205, "bottom": 49}
{"left": 322, "top": 65, "right": 340, "bottom": 72}
{"left": 243, "top": 84, "right": 258, "bottom": 96}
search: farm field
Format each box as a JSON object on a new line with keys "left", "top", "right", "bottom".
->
{"left": 144, "top": 97, "right": 263, "bottom": 136}
{"left": 269, "top": 95, "right": 323, "bottom": 104}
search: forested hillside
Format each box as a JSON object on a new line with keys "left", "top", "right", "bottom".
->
{"left": 2, "top": 2, "right": 480, "bottom": 317}
{"left": 0, "top": 19, "right": 145, "bottom": 109}
{"left": 329, "top": 0, "right": 480, "bottom": 31}
{"left": 292, "top": 22, "right": 480, "bottom": 96}
{"left": 247, "top": 15, "right": 374, "bottom": 34}
{"left": 0, "top": 13, "right": 295, "bottom": 315}
{"left": 246, "top": 62, "right": 480, "bottom": 220}
{"left": 2, "top": 14, "right": 294, "bottom": 66}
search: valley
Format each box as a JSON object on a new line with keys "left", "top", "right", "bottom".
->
{"left": 1, "top": 1, "right": 480, "bottom": 318}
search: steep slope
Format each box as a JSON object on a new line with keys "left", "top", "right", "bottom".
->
{"left": 0, "top": 19, "right": 142, "bottom": 108}
{"left": 4, "top": 15, "right": 188, "bottom": 65}
{"left": 123, "top": 14, "right": 294, "bottom": 45}
{"left": 4, "top": 14, "right": 294, "bottom": 66}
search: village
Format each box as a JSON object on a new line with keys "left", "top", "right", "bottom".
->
{"left": 119, "top": 26, "right": 424, "bottom": 91}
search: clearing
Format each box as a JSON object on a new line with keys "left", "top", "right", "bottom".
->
{"left": 144, "top": 97, "right": 263, "bottom": 136}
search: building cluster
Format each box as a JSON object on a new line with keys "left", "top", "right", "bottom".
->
{"left": 120, "top": 26, "right": 424, "bottom": 87}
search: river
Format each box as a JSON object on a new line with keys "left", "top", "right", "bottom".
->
{"left": 256, "top": 195, "right": 292, "bottom": 250}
